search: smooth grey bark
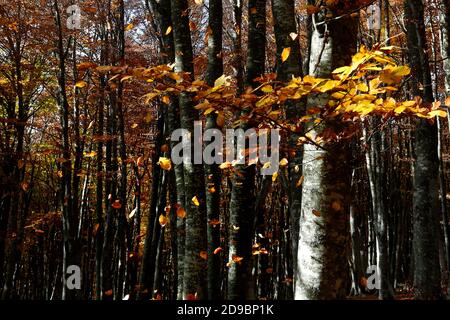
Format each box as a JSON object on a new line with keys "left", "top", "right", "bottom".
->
{"left": 295, "top": 7, "right": 357, "bottom": 299}
{"left": 404, "top": 0, "right": 442, "bottom": 300}
{"left": 272, "top": 0, "right": 304, "bottom": 288}
{"left": 171, "top": 0, "right": 207, "bottom": 299}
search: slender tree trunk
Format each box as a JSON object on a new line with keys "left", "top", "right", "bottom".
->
{"left": 205, "top": 0, "right": 223, "bottom": 301}
{"left": 404, "top": 0, "right": 442, "bottom": 300}
{"left": 227, "top": 0, "right": 266, "bottom": 300}
{"left": 364, "top": 118, "right": 394, "bottom": 299}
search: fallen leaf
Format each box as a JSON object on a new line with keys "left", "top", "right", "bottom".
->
{"left": 75, "top": 80, "right": 87, "bottom": 88}
{"left": 312, "top": 209, "right": 321, "bottom": 217}
{"left": 159, "top": 214, "right": 168, "bottom": 227}
{"left": 177, "top": 207, "right": 186, "bottom": 218}
{"left": 158, "top": 157, "right": 172, "bottom": 171}
{"left": 192, "top": 196, "right": 200, "bottom": 206}
{"left": 279, "top": 158, "right": 289, "bottom": 167}
{"left": 112, "top": 200, "right": 122, "bottom": 209}
{"left": 281, "top": 47, "right": 291, "bottom": 63}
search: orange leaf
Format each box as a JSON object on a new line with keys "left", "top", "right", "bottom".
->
{"left": 112, "top": 200, "right": 122, "bottom": 209}
{"left": 209, "top": 219, "right": 220, "bottom": 226}
{"left": 162, "top": 95, "right": 170, "bottom": 105}
{"left": 214, "top": 247, "right": 223, "bottom": 255}
{"left": 312, "top": 209, "right": 321, "bottom": 217}
{"left": 177, "top": 207, "right": 186, "bottom": 219}
{"left": 232, "top": 255, "right": 244, "bottom": 263}
{"left": 159, "top": 214, "right": 168, "bottom": 227}
{"left": 445, "top": 96, "right": 450, "bottom": 107}
{"left": 199, "top": 251, "right": 208, "bottom": 260}
{"left": 296, "top": 175, "right": 305, "bottom": 187}
{"left": 18, "top": 159, "right": 25, "bottom": 169}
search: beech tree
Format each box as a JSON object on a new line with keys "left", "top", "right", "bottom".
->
{"left": 1, "top": 0, "right": 450, "bottom": 302}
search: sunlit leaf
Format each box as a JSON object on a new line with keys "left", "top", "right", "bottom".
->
{"left": 192, "top": 196, "right": 200, "bottom": 207}
{"left": 281, "top": 47, "right": 291, "bottom": 63}
{"left": 158, "top": 157, "right": 172, "bottom": 171}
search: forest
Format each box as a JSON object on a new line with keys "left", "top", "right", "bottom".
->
{"left": 1, "top": 0, "right": 450, "bottom": 302}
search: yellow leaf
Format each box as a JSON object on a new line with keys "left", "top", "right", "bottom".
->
{"left": 84, "top": 151, "right": 97, "bottom": 158}
{"left": 394, "top": 105, "right": 407, "bottom": 114}
{"left": 165, "top": 26, "right": 172, "bottom": 35}
{"left": 380, "top": 65, "right": 411, "bottom": 84}
{"left": 357, "top": 83, "right": 368, "bottom": 92}
{"left": 261, "top": 85, "right": 274, "bottom": 93}
{"left": 316, "top": 80, "right": 340, "bottom": 93}
{"left": 214, "top": 74, "right": 231, "bottom": 87}
{"left": 281, "top": 47, "right": 291, "bottom": 63}
{"left": 158, "top": 157, "right": 172, "bottom": 171}
{"left": 75, "top": 80, "right": 87, "bottom": 88}
{"left": 125, "top": 23, "right": 134, "bottom": 31}
{"left": 192, "top": 196, "right": 200, "bottom": 206}
{"left": 279, "top": 158, "right": 289, "bottom": 167}
{"left": 272, "top": 172, "right": 278, "bottom": 182}
{"left": 219, "top": 162, "right": 232, "bottom": 169}
{"left": 194, "top": 0, "right": 203, "bottom": 5}
{"left": 332, "top": 66, "right": 351, "bottom": 74}
{"left": 144, "top": 112, "right": 153, "bottom": 123}
{"left": 428, "top": 110, "right": 447, "bottom": 118}
{"left": 159, "top": 214, "right": 168, "bottom": 227}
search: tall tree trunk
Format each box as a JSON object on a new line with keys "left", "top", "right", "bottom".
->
{"left": 295, "top": 4, "right": 358, "bottom": 299}
{"left": 227, "top": 0, "right": 266, "bottom": 300}
{"left": 364, "top": 118, "right": 394, "bottom": 299}
{"left": 205, "top": 0, "right": 223, "bottom": 301}
{"left": 53, "top": 0, "right": 80, "bottom": 300}
{"left": 272, "top": 0, "right": 304, "bottom": 294}
{"left": 404, "top": 0, "right": 442, "bottom": 300}
{"left": 171, "top": 0, "right": 207, "bottom": 299}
